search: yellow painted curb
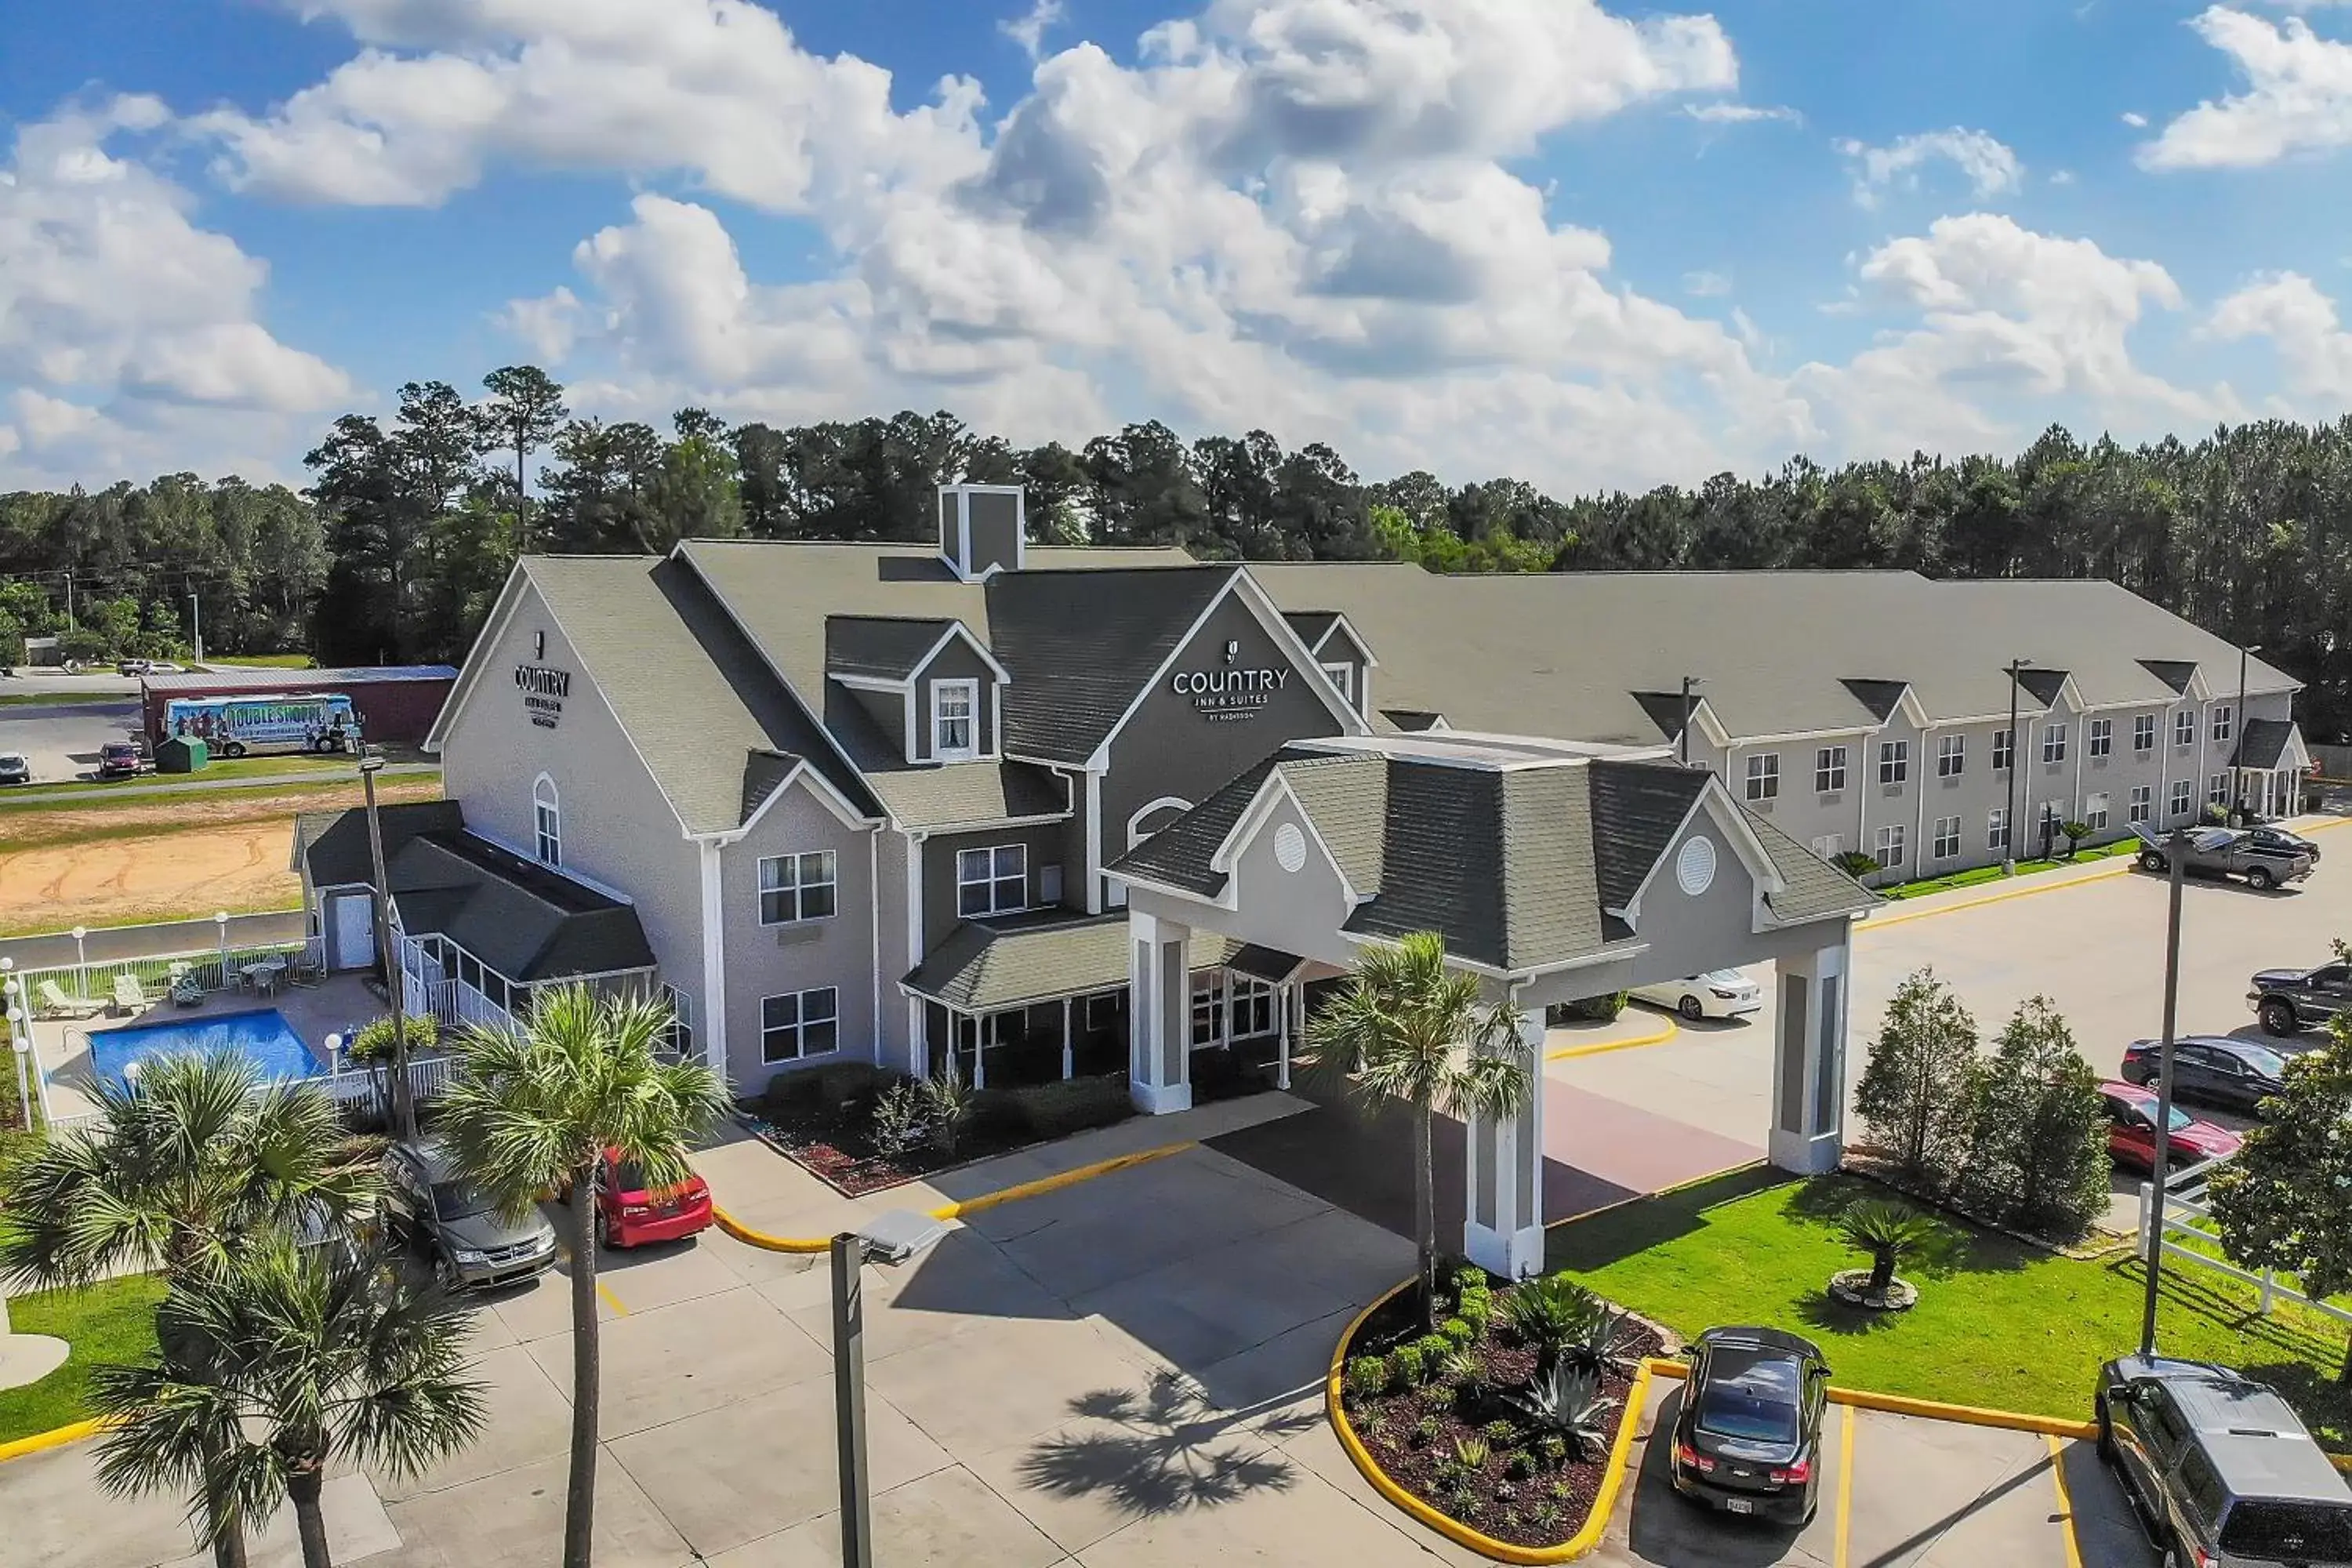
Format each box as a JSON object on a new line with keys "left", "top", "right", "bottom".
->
{"left": 1547, "top": 1016, "right": 1679, "bottom": 1062}
{"left": 2046, "top": 1432, "right": 2085, "bottom": 1568}
{"left": 0, "top": 1417, "right": 109, "bottom": 1465}
{"left": 1865, "top": 858, "right": 2135, "bottom": 930}
{"left": 1325, "top": 1280, "right": 1657, "bottom": 1564}
{"left": 711, "top": 1141, "right": 1196, "bottom": 1254}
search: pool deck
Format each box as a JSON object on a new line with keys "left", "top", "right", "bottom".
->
{"left": 30, "top": 972, "right": 386, "bottom": 1123}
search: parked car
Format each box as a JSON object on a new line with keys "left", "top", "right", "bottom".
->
{"left": 142, "top": 660, "right": 183, "bottom": 673}
{"left": 382, "top": 1138, "right": 558, "bottom": 1292}
{"left": 2247, "top": 960, "right": 2352, "bottom": 1036}
{"left": 595, "top": 1148, "right": 713, "bottom": 1250}
{"left": 2095, "top": 1355, "right": 2352, "bottom": 1568}
{"left": 2119, "top": 1036, "right": 2289, "bottom": 1116}
{"left": 0, "top": 753, "right": 27, "bottom": 785}
{"left": 2099, "top": 1081, "right": 2242, "bottom": 1171}
{"left": 2132, "top": 823, "right": 2315, "bottom": 891}
{"left": 115, "top": 659, "right": 148, "bottom": 676}
{"left": 1668, "top": 1326, "right": 1831, "bottom": 1526}
{"left": 2245, "top": 824, "right": 2322, "bottom": 867}
{"left": 96, "top": 740, "right": 143, "bottom": 778}
{"left": 1632, "top": 969, "right": 1762, "bottom": 1022}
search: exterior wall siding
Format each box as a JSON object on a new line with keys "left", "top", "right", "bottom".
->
{"left": 919, "top": 820, "right": 1072, "bottom": 950}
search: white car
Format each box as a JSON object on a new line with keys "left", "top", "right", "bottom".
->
{"left": 1632, "top": 969, "right": 1762, "bottom": 1022}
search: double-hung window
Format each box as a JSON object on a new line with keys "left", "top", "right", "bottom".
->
{"left": 2042, "top": 724, "right": 2067, "bottom": 764}
{"left": 2133, "top": 714, "right": 2156, "bottom": 755}
{"left": 1987, "top": 807, "right": 2010, "bottom": 852}
{"left": 1878, "top": 740, "right": 1909, "bottom": 786}
{"left": 2129, "top": 786, "right": 2151, "bottom": 824}
{"left": 2085, "top": 792, "right": 2110, "bottom": 830}
{"left": 1321, "top": 662, "right": 1354, "bottom": 702}
{"left": 2209, "top": 772, "right": 2230, "bottom": 807}
{"left": 931, "top": 679, "right": 979, "bottom": 761}
{"left": 1874, "top": 824, "right": 1906, "bottom": 870}
{"left": 2211, "top": 704, "right": 2234, "bottom": 745}
{"left": 532, "top": 775, "right": 561, "bottom": 866}
{"left": 760, "top": 987, "right": 838, "bottom": 1064}
{"left": 956, "top": 844, "right": 1027, "bottom": 917}
{"left": 2089, "top": 718, "right": 2112, "bottom": 758}
{"left": 1745, "top": 753, "right": 1780, "bottom": 802}
{"left": 1936, "top": 735, "right": 1964, "bottom": 778}
{"left": 1814, "top": 746, "right": 1847, "bottom": 793}
{"left": 1992, "top": 727, "right": 2014, "bottom": 772}
{"left": 759, "top": 850, "right": 837, "bottom": 925}
{"left": 659, "top": 983, "right": 695, "bottom": 1062}
{"left": 2174, "top": 709, "right": 2195, "bottom": 748}
{"left": 1932, "top": 815, "right": 1961, "bottom": 860}
{"left": 2169, "top": 779, "right": 2194, "bottom": 818}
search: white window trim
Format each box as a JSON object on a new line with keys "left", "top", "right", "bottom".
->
{"left": 1992, "top": 728, "right": 2014, "bottom": 773}
{"left": 1936, "top": 735, "right": 1964, "bottom": 778}
{"left": 1814, "top": 745, "right": 1847, "bottom": 794}
{"left": 1745, "top": 752, "right": 1780, "bottom": 801}
{"left": 2175, "top": 710, "right": 2196, "bottom": 747}
{"left": 2129, "top": 786, "right": 2151, "bottom": 823}
{"left": 2089, "top": 718, "right": 2112, "bottom": 758}
{"left": 2211, "top": 704, "right": 2234, "bottom": 744}
{"left": 1874, "top": 823, "right": 1906, "bottom": 869}
{"left": 2134, "top": 714, "right": 2156, "bottom": 754}
{"left": 757, "top": 849, "right": 839, "bottom": 927}
{"left": 1932, "top": 815, "right": 1961, "bottom": 860}
{"left": 1987, "top": 808, "right": 2010, "bottom": 851}
{"left": 2085, "top": 792, "right": 2110, "bottom": 829}
{"left": 760, "top": 986, "right": 841, "bottom": 1065}
{"left": 1320, "top": 662, "right": 1354, "bottom": 703}
{"left": 532, "top": 773, "right": 561, "bottom": 867}
{"left": 1878, "top": 739, "right": 1909, "bottom": 786}
{"left": 956, "top": 843, "right": 1029, "bottom": 919}
{"left": 2169, "top": 780, "right": 2194, "bottom": 818}
{"left": 2042, "top": 724, "right": 2068, "bottom": 764}
{"left": 931, "top": 677, "right": 981, "bottom": 762}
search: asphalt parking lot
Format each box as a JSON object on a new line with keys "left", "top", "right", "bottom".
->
{"left": 1599, "top": 1385, "right": 2157, "bottom": 1568}
{"left": 0, "top": 699, "right": 143, "bottom": 783}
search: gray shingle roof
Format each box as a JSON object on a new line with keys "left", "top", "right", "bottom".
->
{"left": 1840, "top": 680, "right": 1910, "bottom": 722}
{"left": 1744, "top": 806, "right": 1880, "bottom": 924}
{"left": 901, "top": 913, "right": 1249, "bottom": 1011}
{"left": 388, "top": 829, "right": 655, "bottom": 983}
{"left": 864, "top": 761, "right": 1069, "bottom": 830}
{"left": 1244, "top": 565, "right": 2298, "bottom": 743}
{"left": 2232, "top": 717, "right": 2297, "bottom": 771}
{"left": 295, "top": 800, "right": 465, "bottom": 888}
{"left": 1110, "top": 755, "right": 1283, "bottom": 897}
{"left": 984, "top": 566, "right": 1240, "bottom": 763}
{"left": 826, "top": 616, "right": 958, "bottom": 681}
{"left": 1587, "top": 761, "right": 1710, "bottom": 910}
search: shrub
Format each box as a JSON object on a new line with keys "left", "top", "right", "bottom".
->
{"left": 1413, "top": 1334, "right": 1452, "bottom": 1377}
{"left": 1560, "top": 1300, "right": 1639, "bottom": 1380}
{"left": 1452, "top": 1264, "right": 1489, "bottom": 1296}
{"left": 2060, "top": 820, "right": 2092, "bottom": 856}
{"left": 1838, "top": 1200, "right": 1940, "bottom": 1294}
{"left": 346, "top": 1011, "right": 437, "bottom": 1065}
{"left": 1412, "top": 1414, "right": 1442, "bottom": 1446}
{"left": 1483, "top": 1418, "right": 1518, "bottom": 1446}
{"left": 922, "top": 1062, "right": 977, "bottom": 1155}
{"left": 1439, "top": 1316, "right": 1475, "bottom": 1348}
{"left": 1453, "top": 1436, "right": 1490, "bottom": 1471}
{"left": 869, "top": 1080, "right": 933, "bottom": 1157}
{"left": 1390, "top": 1342, "right": 1427, "bottom": 1389}
{"left": 1504, "top": 1450, "right": 1534, "bottom": 1482}
{"left": 1853, "top": 967, "right": 1980, "bottom": 1193}
{"left": 1537, "top": 1434, "right": 1568, "bottom": 1468}
{"left": 1958, "top": 996, "right": 2110, "bottom": 1240}
{"left": 1554, "top": 991, "right": 1628, "bottom": 1023}
{"left": 1438, "top": 1348, "right": 1483, "bottom": 1387}
{"left": 1457, "top": 1286, "right": 1493, "bottom": 1332}
{"left": 1345, "top": 1356, "right": 1388, "bottom": 1401}
{"left": 1833, "top": 850, "right": 1884, "bottom": 881}
{"left": 960, "top": 1088, "right": 1032, "bottom": 1145}
{"left": 1499, "top": 1274, "right": 1599, "bottom": 1367}
{"left": 1504, "top": 1362, "right": 1620, "bottom": 1464}
{"left": 1006, "top": 1074, "right": 1134, "bottom": 1139}
{"left": 1191, "top": 1047, "right": 1254, "bottom": 1103}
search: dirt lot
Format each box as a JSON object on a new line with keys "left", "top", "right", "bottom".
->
{"left": 0, "top": 779, "right": 441, "bottom": 935}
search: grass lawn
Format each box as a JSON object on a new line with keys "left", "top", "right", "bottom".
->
{"left": 1881, "top": 837, "right": 2141, "bottom": 900}
{"left": 1548, "top": 1170, "right": 2352, "bottom": 1450}
{"left": 200, "top": 654, "right": 314, "bottom": 669}
{"left": 0, "top": 691, "right": 130, "bottom": 709}
{"left": 0, "top": 1275, "right": 164, "bottom": 1444}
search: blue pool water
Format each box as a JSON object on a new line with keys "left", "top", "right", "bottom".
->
{"left": 87, "top": 1010, "right": 321, "bottom": 1091}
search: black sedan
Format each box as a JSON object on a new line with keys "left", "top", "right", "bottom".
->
{"left": 1668, "top": 1326, "right": 1831, "bottom": 1526}
{"left": 2118, "top": 1035, "right": 2289, "bottom": 1116}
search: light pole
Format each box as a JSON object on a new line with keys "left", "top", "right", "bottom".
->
{"left": 2232, "top": 643, "right": 2260, "bottom": 823}
{"left": 70, "top": 925, "right": 87, "bottom": 997}
{"left": 188, "top": 593, "right": 203, "bottom": 666}
{"left": 831, "top": 1214, "right": 946, "bottom": 1568}
{"left": 214, "top": 909, "right": 229, "bottom": 985}
{"left": 1678, "top": 674, "right": 1703, "bottom": 768}
{"left": 2002, "top": 658, "right": 2031, "bottom": 876}
{"left": 359, "top": 750, "right": 416, "bottom": 1140}
{"left": 2139, "top": 821, "right": 2190, "bottom": 1357}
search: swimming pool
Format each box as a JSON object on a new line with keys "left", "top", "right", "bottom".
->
{"left": 87, "top": 1010, "right": 322, "bottom": 1091}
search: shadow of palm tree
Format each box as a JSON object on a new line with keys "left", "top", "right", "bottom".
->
{"left": 1017, "top": 1370, "right": 1300, "bottom": 1518}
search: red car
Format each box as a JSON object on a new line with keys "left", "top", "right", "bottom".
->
{"left": 2098, "top": 1081, "right": 2242, "bottom": 1172}
{"left": 594, "top": 1149, "right": 713, "bottom": 1250}
{"left": 97, "top": 740, "right": 143, "bottom": 779}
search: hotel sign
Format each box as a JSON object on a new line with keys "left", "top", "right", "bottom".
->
{"left": 517, "top": 630, "right": 570, "bottom": 730}
{"left": 1171, "top": 640, "right": 1289, "bottom": 723}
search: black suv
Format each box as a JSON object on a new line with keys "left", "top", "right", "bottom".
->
{"left": 2249, "top": 961, "right": 2352, "bottom": 1036}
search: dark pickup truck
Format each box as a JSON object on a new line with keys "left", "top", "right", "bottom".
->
{"left": 2249, "top": 960, "right": 2352, "bottom": 1036}
{"left": 2132, "top": 824, "right": 2315, "bottom": 891}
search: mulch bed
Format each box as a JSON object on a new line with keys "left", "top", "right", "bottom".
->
{"left": 739, "top": 1104, "right": 1045, "bottom": 1198}
{"left": 1339, "top": 1277, "right": 1664, "bottom": 1552}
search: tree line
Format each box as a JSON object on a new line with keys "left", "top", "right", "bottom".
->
{"left": 2, "top": 367, "right": 2348, "bottom": 738}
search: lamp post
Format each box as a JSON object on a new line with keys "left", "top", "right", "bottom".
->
{"left": 359, "top": 750, "right": 416, "bottom": 1139}
{"left": 830, "top": 1214, "right": 946, "bottom": 1568}
{"left": 2139, "top": 821, "right": 2190, "bottom": 1357}
{"left": 71, "top": 925, "right": 87, "bottom": 996}
{"left": 1678, "top": 674, "right": 1704, "bottom": 768}
{"left": 188, "top": 593, "right": 203, "bottom": 666}
{"left": 2233, "top": 643, "right": 2260, "bottom": 823}
{"left": 214, "top": 909, "right": 229, "bottom": 984}
{"left": 2002, "top": 659, "right": 2031, "bottom": 876}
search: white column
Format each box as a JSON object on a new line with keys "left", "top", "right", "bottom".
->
{"left": 1062, "top": 996, "right": 1074, "bottom": 1080}
{"left": 1276, "top": 979, "right": 1293, "bottom": 1091}
{"left": 1126, "top": 910, "right": 1193, "bottom": 1115}
{"left": 1464, "top": 1011, "right": 1548, "bottom": 1281}
{"left": 971, "top": 1011, "right": 986, "bottom": 1090}
{"left": 1218, "top": 970, "right": 1231, "bottom": 1049}
{"left": 1768, "top": 927, "right": 1853, "bottom": 1174}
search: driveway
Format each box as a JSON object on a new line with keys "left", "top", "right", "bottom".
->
{"left": 0, "top": 1094, "right": 1528, "bottom": 1568}
{"left": 1596, "top": 1385, "right": 2158, "bottom": 1568}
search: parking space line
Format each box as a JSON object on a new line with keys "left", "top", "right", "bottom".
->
{"left": 1835, "top": 1403, "right": 1856, "bottom": 1568}
{"left": 2045, "top": 1433, "right": 2084, "bottom": 1568}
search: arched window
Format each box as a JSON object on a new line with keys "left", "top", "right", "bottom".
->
{"left": 532, "top": 774, "right": 561, "bottom": 866}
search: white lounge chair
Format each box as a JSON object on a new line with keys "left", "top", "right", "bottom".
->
{"left": 112, "top": 973, "right": 148, "bottom": 1015}
{"left": 35, "top": 979, "right": 103, "bottom": 1019}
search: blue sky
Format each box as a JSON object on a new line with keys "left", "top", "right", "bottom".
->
{"left": 9, "top": 0, "right": 2352, "bottom": 493}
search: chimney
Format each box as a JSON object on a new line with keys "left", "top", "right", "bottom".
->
{"left": 938, "top": 485, "right": 1027, "bottom": 583}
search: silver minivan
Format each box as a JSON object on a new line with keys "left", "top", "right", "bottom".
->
{"left": 2096, "top": 1355, "right": 2352, "bottom": 1567}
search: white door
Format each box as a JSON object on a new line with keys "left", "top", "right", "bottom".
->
{"left": 328, "top": 893, "right": 375, "bottom": 970}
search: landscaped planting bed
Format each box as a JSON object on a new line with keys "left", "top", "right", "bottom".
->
{"left": 1335, "top": 1265, "right": 1664, "bottom": 1552}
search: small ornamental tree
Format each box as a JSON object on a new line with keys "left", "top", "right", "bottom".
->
{"left": 2060, "top": 820, "right": 2092, "bottom": 858}
{"left": 2209, "top": 1014, "right": 2352, "bottom": 1382}
{"left": 1852, "top": 967, "right": 1979, "bottom": 1192}
{"left": 1960, "top": 996, "right": 2110, "bottom": 1240}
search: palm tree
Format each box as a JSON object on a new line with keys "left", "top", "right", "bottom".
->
{"left": 0, "top": 1053, "right": 380, "bottom": 1568}
{"left": 1304, "top": 931, "right": 1532, "bottom": 1329}
{"left": 87, "top": 1236, "right": 485, "bottom": 1568}
{"left": 431, "top": 985, "right": 728, "bottom": 1568}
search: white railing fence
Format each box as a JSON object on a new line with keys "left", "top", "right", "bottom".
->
{"left": 2138, "top": 1152, "right": 2352, "bottom": 1328}
{"left": 20, "top": 938, "right": 317, "bottom": 1018}
{"left": 39, "top": 1051, "right": 455, "bottom": 1138}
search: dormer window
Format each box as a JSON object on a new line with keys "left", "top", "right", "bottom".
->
{"left": 932, "top": 679, "right": 978, "bottom": 761}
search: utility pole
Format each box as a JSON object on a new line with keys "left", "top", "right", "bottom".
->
{"left": 188, "top": 593, "right": 203, "bottom": 666}
{"left": 360, "top": 750, "right": 416, "bottom": 1140}
{"left": 2233, "top": 643, "right": 2259, "bottom": 822}
{"left": 2002, "top": 658, "right": 2031, "bottom": 877}
{"left": 63, "top": 569, "right": 74, "bottom": 633}
{"left": 1678, "top": 674, "right": 1702, "bottom": 768}
{"left": 2140, "top": 822, "right": 2189, "bottom": 1356}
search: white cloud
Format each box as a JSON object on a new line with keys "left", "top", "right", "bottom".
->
{"left": 2121, "top": 110, "right": 2150, "bottom": 128}
{"left": 2141, "top": 7, "right": 2352, "bottom": 169}
{"left": 0, "top": 98, "right": 354, "bottom": 484}
{"left": 1000, "top": 0, "right": 1066, "bottom": 61}
{"left": 1836, "top": 127, "right": 2024, "bottom": 207}
{"left": 1795, "top": 213, "right": 2223, "bottom": 455}
{"left": 1683, "top": 270, "right": 1732, "bottom": 296}
{"left": 2209, "top": 270, "right": 2352, "bottom": 402}
{"left": 1683, "top": 101, "right": 1802, "bottom": 125}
